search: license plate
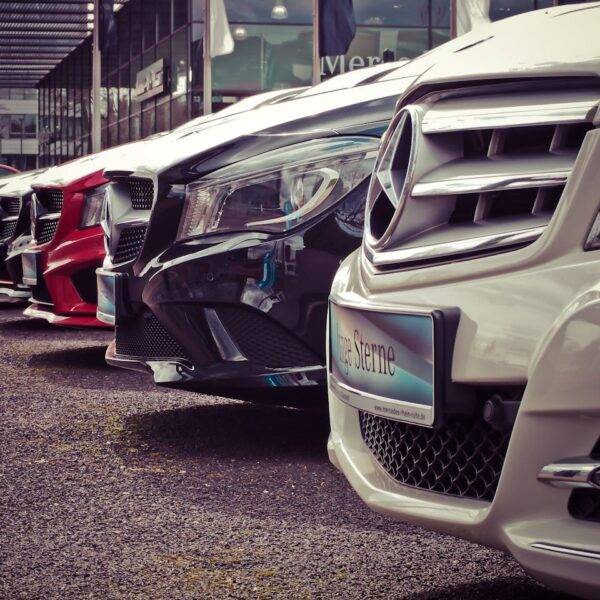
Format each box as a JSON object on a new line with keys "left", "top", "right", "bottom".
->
{"left": 22, "top": 251, "right": 38, "bottom": 286}
{"left": 329, "top": 302, "right": 438, "bottom": 427}
{"left": 96, "top": 269, "right": 118, "bottom": 325}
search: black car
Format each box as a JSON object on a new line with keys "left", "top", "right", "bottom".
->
{"left": 97, "top": 62, "right": 418, "bottom": 404}
{"left": 0, "top": 170, "right": 46, "bottom": 302}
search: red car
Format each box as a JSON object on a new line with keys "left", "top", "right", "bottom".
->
{"left": 22, "top": 165, "right": 109, "bottom": 328}
{"left": 0, "top": 164, "right": 20, "bottom": 178}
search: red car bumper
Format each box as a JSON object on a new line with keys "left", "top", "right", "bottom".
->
{"left": 24, "top": 226, "right": 109, "bottom": 328}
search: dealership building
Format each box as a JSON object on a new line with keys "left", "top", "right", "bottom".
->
{"left": 0, "top": 0, "right": 582, "bottom": 168}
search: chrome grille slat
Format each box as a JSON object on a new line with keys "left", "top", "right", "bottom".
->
{"left": 421, "top": 89, "right": 600, "bottom": 133}
{"left": 367, "top": 83, "right": 599, "bottom": 269}
{"left": 412, "top": 153, "right": 574, "bottom": 197}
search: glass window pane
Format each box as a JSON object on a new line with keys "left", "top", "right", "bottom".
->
{"left": 108, "top": 70, "right": 119, "bottom": 126}
{"left": 131, "top": 0, "right": 143, "bottom": 56}
{"left": 431, "top": 0, "right": 451, "bottom": 27}
{"left": 23, "top": 115, "right": 36, "bottom": 138}
{"left": 157, "top": 0, "right": 172, "bottom": 40}
{"left": 224, "top": 0, "right": 311, "bottom": 24}
{"left": 119, "top": 6, "right": 130, "bottom": 65}
{"left": 213, "top": 25, "right": 312, "bottom": 93}
{"left": 142, "top": 107, "right": 155, "bottom": 137}
{"left": 490, "top": 0, "right": 535, "bottom": 21}
{"left": 174, "top": 0, "right": 188, "bottom": 29}
{"left": 143, "top": 0, "right": 156, "bottom": 50}
{"left": 171, "top": 94, "right": 188, "bottom": 127}
{"left": 171, "top": 28, "right": 188, "bottom": 95}
{"left": 130, "top": 56, "right": 142, "bottom": 115}
{"left": 10, "top": 115, "right": 24, "bottom": 138}
{"left": 0, "top": 115, "right": 9, "bottom": 139}
{"left": 119, "top": 67, "right": 130, "bottom": 122}
{"left": 354, "top": 0, "right": 429, "bottom": 26}
{"left": 156, "top": 98, "right": 170, "bottom": 132}
{"left": 130, "top": 113, "right": 141, "bottom": 141}
{"left": 119, "top": 117, "right": 130, "bottom": 144}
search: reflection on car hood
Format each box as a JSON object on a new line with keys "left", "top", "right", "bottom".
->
{"left": 109, "top": 75, "right": 419, "bottom": 176}
{"left": 0, "top": 168, "right": 49, "bottom": 197}
{"left": 407, "top": 3, "right": 600, "bottom": 91}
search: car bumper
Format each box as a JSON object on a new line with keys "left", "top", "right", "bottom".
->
{"left": 23, "top": 227, "right": 109, "bottom": 328}
{"left": 98, "top": 232, "right": 339, "bottom": 397}
{"left": 327, "top": 243, "right": 600, "bottom": 598}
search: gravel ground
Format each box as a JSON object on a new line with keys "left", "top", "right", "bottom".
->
{"left": 0, "top": 306, "right": 574, "bottom": 600}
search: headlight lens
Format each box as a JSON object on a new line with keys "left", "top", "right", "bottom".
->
{"left": 80, "top": 184, "right": 107, "bottom": 228}
{"left": 177, "top": 137, "right": 379, "bottom": 240}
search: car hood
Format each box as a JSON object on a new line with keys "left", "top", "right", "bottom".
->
{"left": 105, "top": 73, "right": 422, "bottom": 178}
{"left": 0, "top": 169, "right": 49, "bottom": 197}
{"left": 403, "top": 3, "right": 600, "bottom": 93}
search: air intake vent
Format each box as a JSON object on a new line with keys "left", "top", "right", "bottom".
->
{"left": 35, "top": 218, "right": 59, "bottom": 244}
{"left": 367, "top": 85, "right": 599, "bottom": 269}
{"left": 113, "top": 225, "right": 147, "bottom": 264}
{"left": 115, "top": 310, "right": 193, "bottom": 361}
{"left": 1, "top": 196, "right": 21, "bottom": 215}
{"left": 36, "top": 189, "right": 64, "bottom": 213}
{"left": 128, "top": 178, "right": 154, "bottom": 210}
{"left": 0, "top": 218, "right": 17, "bottom": 240}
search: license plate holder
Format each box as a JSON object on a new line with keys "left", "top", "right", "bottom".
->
{"left": 96, "top": 269, "right": 127, "bottom": 326}
{"left": 22, "top": 251, "right": 40, "bottom": 287}
{"left": 329, "top": 301, "right": 457, "bottom": 428}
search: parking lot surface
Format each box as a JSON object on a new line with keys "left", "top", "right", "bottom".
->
{"left": 0, "top": 307, "right": 573, "bottom": 599}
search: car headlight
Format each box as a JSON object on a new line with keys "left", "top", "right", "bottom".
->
{"left": 80, "top": 184, "right": 107, "bottom": 228}
{"left": 177, "top": 137, "right": 379, "bottom": 240}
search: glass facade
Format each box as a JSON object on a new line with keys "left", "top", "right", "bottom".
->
{"left": 0, "top": 87, "right": 38, "bottom": 170}
{"left": 37, "top": 0, "right": 564, "bottom": 167}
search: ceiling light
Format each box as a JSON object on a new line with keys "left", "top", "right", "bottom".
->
{"left": 271, "top": 1, "right": 288, "bottom": 20}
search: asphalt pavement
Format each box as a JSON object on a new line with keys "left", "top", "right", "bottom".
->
{"left": 0, "top": 306, "right": 574, "bottom": 599}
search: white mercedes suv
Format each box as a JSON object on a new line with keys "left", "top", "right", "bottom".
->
{"left": 327, "top": 4, "right": 600, "bottom": 598}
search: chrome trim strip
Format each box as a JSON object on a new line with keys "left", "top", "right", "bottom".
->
{"left": 370, "top": 226, "right": 545, "bottom": 268}
{"left": 96, "top": 309, "right": 116, "bottom": 326}
{"left": 204, "top": 308, "right": 246, "bottom": 362}
{"left": 531, "top": 543, "right": 600, "bottom": 561}
{"left": 412, "top": 169, "right": 570, "bottom": 197}
{"left": 0, "top": 286, "right": 30, "bottom": 299}
{"left": 330, "top": 374, "right": 435, "bottom": 427}
{"left": 537, "top": 457, "right": 600, "bottom": 489}
{"left": 422, "top": 99, "right": 598, "bottom": 133}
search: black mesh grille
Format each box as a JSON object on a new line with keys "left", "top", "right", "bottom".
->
{"left": 359, "top": 412, "right": 512, "bottom": 501}
{"left": 215, "top": 305, "right": 322, "bottom": 368}
{"left": 36, "top": 219, "right": 59, "bottom": 244}
{"left": 128, "top": 178, "right": 154, "bottom": 210}
{"left": 569, "top": 489, "right": 600, "bottom": 523}
{"left": 37, "top": 189, "right": 64, "bottom": 213}
{"left": 1, "top": 196, "right": 20, "bottom": 215}
{"left": 0, "top": 218, "right": 17, "bottom": 240}
{"left": 113, "top": 225, "right": 147, "bottom": 264}
{"left": 115, "top": 311, "right": 191, "bottom": 360}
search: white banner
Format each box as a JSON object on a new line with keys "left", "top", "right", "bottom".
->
{"left": 456, "top": 0, "right": 491, "bottom": 35}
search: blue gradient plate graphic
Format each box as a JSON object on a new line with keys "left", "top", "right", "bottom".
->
{"left": 329, "top": 302, "right": 435, "bottom": 426}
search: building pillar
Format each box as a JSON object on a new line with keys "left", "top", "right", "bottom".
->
{"left": 91, "top": 0, "right": 102, "bottom": 153}
{"left": 203, "top": 0, "right": 212, "bottom": 115}
{"left": 312, "top": 0, "right": 321, "bottom": 86}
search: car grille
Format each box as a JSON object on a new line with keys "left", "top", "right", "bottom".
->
{"left": 113, "top": 225, "right": 147, "bottom": 264}
{"left": 0, "top": 218, "right": 17, "bottom": 240}
{"left": 1, "top": 196, "right": 21, "bottom": 215}
{"left": 115, "top": 311, "right": 191, "bottom": 360}
{"left": 35, "top": 218, "right": 59, "bottom": 244}
{"left": 128, "top": 177, "right": 154, "bottom": 210}
{"left": 359, "top": 411, "right": 512, "bottom": 501}
{"left": 36, "top": 189, "right": 64, "bottom": 213}
{"left": 215, "top": 305, "right": 323, "bottom": 368}
{"left": 366, "top": 84, "right": 600, "bottom": 270}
